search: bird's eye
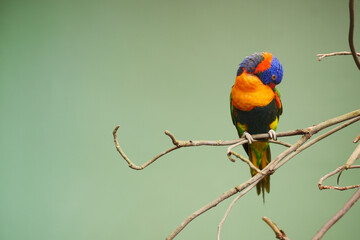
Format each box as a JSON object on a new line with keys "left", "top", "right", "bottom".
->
{"left": 271, "top": 74, "right": 277, "bottom": 81}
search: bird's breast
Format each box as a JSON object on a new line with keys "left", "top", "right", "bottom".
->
{"left": 231, "top": 73, "right": 275, "bottom": 111}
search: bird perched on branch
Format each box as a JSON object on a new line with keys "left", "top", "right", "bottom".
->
{"left": 230, "top": 52, "right": 283, "bottom": 200}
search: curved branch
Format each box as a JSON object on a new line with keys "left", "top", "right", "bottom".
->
{"left": 114, "top": 127, "right": 308, "bottom": 170}
{"left": 113, "top": 109, "right": 360, "bottom": 239}
{"left": 113, "top": 126, "right": 180, "bottom": 170}
{"left": 312, "top": 187, "right": 360, "bottom": 240}
{"left": 318, "top": 165, "right": 360, "bottom": 191}
{"left": 349, "top": 0, "right": 360, "bottom": 69}
{"left": 114, "top": 110, "right": 360, "bottom": 171}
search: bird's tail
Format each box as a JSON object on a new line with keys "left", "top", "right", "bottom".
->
{"left": 248, "top": 142, "right": 271, "bottom": 202}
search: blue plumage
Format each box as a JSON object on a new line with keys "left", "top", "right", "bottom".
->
{"left": 236, "top": 52, "right": 264, "bottom": 76}
{"left": 259, "top": 56, "right": 283, "bottom": 85}
{"left": 237, "top": 52, "right": 283, "bottom": 86}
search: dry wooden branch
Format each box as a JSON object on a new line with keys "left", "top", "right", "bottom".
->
{"left": 263, "top": 216, "right": 290, "bottom": 240}
{"left": 217, "top": 180, "right": 260, "bottom": 240}
{"left": 318, "top": 165, "right": 360, "bottom": 191}
{"left": 312, "top": 187, "right": 360, "bottom": 240}
{"left": 113, "top": 109, "right": 360, "bottom": 239}
{"left": 317, "top": 0, "right": 360, "bottom": 69}
{"left": 230, "top": 151, "right": 261, "bottom": 173}
{"left": 166, "top": 110, "right": 360, "bottom": 239}
{"left": 317, "top": 51, "right": 360, "bottom": 61}
{"left": 349, "top": 0, "right": 360, "bottom": 69}
{"left": 113, "top": 127, "right": 308, "bottom": 170}
{"left": 354, "top": 133, "right": 360, "bottom": 143}
{"left": 345, "top": 143, "right": 360, "bottom": 168}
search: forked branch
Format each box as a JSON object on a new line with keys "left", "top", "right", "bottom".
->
{"left": 113, "top": 110, "right": 360, "bottom": 239}
{"left": 317, "top": 0, "right": 360, "bottom": 69}
{"left": 318, "top": 165, "right": 360, "bottom": 191}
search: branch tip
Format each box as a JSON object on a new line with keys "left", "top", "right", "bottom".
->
{"left": 164, "top": 130, "right": 179, "bottom": 146}
{"left": 262, "top": 216, "right": 289, "bottom": 240}
{"left": 353, "top": 133, "right": 360, "bottom": 143}
{"left": 113, "top": 125, "right": 120, "bottom": 135}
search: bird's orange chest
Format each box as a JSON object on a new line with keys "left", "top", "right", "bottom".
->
{"left": 231, "top": 73, "right": 275, "bottom": 111}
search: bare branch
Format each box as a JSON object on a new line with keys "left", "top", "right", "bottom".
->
{"left": 349, "top": 0, "right": 360, "bottom": 69}
{"left": 262, "top": 216, "right": 290, "bottom": 240}
{"left": 345, "top": 143, "right": 360, "bottom": 168}
{"left": 166, "top": 186, "right": 239, "bottom": 240}
{"left": 274, "top": 116, "right": 360, "bottom": 170}
{"left": 318, "top": 165, "right": 360, "bottom": 191}
{"left": 114, "top": 110, "right": 360, "bottom": 172}
{"left": 113, "top": 126, "right": 180, "bottom": 170}
{"left": 165, "top": 110, "right": 360, "bottom": 239}
{"left": 166, "top": 135, "right": 312, "bottom": 240}
{"left": 217, "top": 180, "right": 260, "bottom": 240}
{"left": 317, "top": 51, "right": 360, "bottom": 61}
{"left": 229, "top": 151, "right": 260, "bottom": 173}
{"left": 312, "top": 187, "right": 360, "bottom": 240}
{"left": 354, "top": 133, "right": 360, "bottom": 143}
{"left": 114, "top": 109, "right": 360, "bottom": 239}
{"left": 269, "top": 139, "right": 292, "bottom": 147}
{"left": 114, "top": 127, "right": 310, "bottom": 170}
{"left": 319, "top": 0, "right": 360, "bottom": 69}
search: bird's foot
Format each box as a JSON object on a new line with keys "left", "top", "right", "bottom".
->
{"left": 242, "top": 131, "right": 254, "bottom": 144}
{"left": 268, "top": 129, "right": 277, "bottom": 141}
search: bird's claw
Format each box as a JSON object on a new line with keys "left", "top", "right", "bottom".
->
{"left": 268, "top": 129, "right": 277, "bottom": 141}
{"left": 242, "top": 131, "right": 254, "bottom": 144}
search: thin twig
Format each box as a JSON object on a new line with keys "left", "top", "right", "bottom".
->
{"left": 217, "top": 180, "right": 260, "bottom": 240}
{"left": 113, "top": 126, "right": 180, "bottom": 170}
{"left": 354, "top": 133, "right": 360, "bottom": 143}
{"left": 262, "top": 216, "right": 290, "bottom": 240}
{"left": 227, "top": 139, "right": 292, "bottom": 163}
{"left": 318, "top": 165, "right": 360, "bottom": 191}
{"left": 269, "top": 139, "right": 292, "bottom": 147}
{"left": 230, "top": 151, "right": 261, "bottom": 173}
{"left": 317, "top": 51, "right": 360, "bottom": 61}
{"left": 349, "top": 0, "right": 360, "bottom": 69}
{"left": 345, "top": 143, "right": 360, "bottom": 168}
{"left": 312, "top": 187, "right": 360, "bottom": 240}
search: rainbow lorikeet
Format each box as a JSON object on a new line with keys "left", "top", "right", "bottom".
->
{"left": 230, "top": 52, "right": 283, "bottom": 199}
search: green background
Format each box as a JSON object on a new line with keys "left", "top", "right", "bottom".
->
{"left": 1, "top": 0, "right": 359, "bottom": 239}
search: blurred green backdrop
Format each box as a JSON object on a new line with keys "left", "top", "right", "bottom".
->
{"left": 1, "top": 0, "right": 359, "bottom": 239}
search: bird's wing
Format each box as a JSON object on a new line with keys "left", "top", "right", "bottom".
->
{"left": 230, "top": 91, "right": 236, "bottom": 126}
{"left": 274, "top": 87, "right": 283, "bottom": 117}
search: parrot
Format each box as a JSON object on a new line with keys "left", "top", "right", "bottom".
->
{"left": 230, "top": 52, "right": 283, "bottom": 200}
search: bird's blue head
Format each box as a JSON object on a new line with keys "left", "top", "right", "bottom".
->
{"left": 237, "top": 52, "right": 283, "bottom": 89}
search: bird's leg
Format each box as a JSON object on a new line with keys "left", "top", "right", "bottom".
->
{"left": 268, "top": 129, "right": 277, "bottom": 141}
{"left": 242, "top": 131, "right": 254, "bottom": 144}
